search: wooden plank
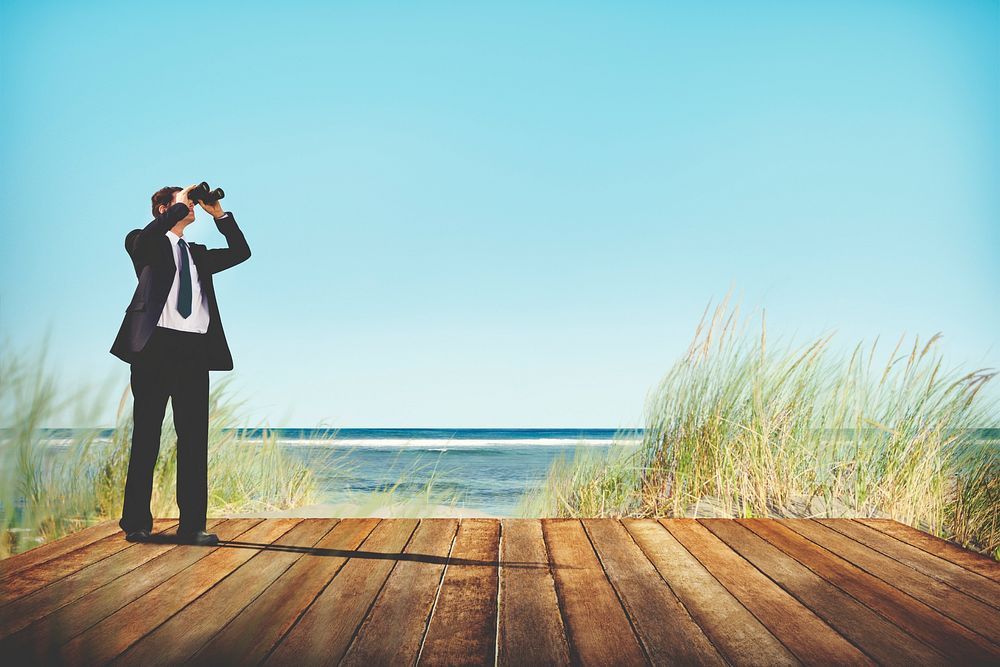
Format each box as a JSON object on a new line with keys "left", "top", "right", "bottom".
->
{"left": 0, "top": 519, "right": 177, "bottom": 604}
{"left": 418, "top": 518, "right": 502, "bottom": 667}
{"left": 705, "top": 519, "right": 949, "bottom": 667}
{"left": 584, "top": 518, "right": 725, "bottom": 666}
{"left": 188, "top": 518, "right": 379, "bottom": 667}
{"left": 264, "top": 518, "right": 419, "bottom": 666}
{"left": 542, "top": 518, "right": 647, "bottom": 666}
{"left": 0, "top": 519, "right": 222, "bottom": 641}
{"left": 496, "top": 519, "right": 571, "bottom": 667}
{"left": 818, "top": 519, "right": 1000, "bottom": 610}
{"left": 761, "top": 519, "right": 1000, "bottom": 664}
{"left": 662, "top": 519, "right": 875, "bottom": 666}
{"left": 341, "top": 519, "right": 459, "bottom": 667}
{"left": 856, "top": 519, "right": 1000, "bottom": 582}
{"left": 115, "top": 519, "right": 338, "bottom": 666}
{"left": 624, "top": 519, "right": 799, "bottom": 667}
{"left": 1, "top": 519, "right": 257, "bottom": 664}
{"left": 58, "top": 518, "right": 301, "bottom": 666}
{"left": 9, "top": 517, "right": 995, "bottom": 667}
{"left": 788, "top": 520, "right": 1000, "bottom": 645}
{"left": 0, "top": 521, "right": 120, "bottom": 579}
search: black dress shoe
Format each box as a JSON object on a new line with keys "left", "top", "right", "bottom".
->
{"left": 125, "top": 529, "right": 151, "bottom": 543}
{"left": 176, "top": 530, "right": 219, "bottom": 546}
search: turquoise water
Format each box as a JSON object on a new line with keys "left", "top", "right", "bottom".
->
{"left": 271, "top": 428, "right": 643, "bottom": 516}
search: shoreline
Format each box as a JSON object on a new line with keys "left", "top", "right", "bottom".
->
{"left": 225, "top": 501, "right": 496, "bottom": 519}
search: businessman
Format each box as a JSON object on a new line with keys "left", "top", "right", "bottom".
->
{"left": 110, "top": 183, "right": 251, "bottom": 545}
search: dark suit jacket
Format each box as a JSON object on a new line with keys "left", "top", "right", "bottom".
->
{"left": 109, "top": 202, "right": 251, "bottom": 370}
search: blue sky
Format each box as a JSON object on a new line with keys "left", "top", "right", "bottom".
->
{"left": 1, "top": 1, "right": 997, "bottom": 428}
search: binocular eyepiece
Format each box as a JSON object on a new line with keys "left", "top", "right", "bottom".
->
{"left": 189, "top": 181, "right": 225, "bottom": 204}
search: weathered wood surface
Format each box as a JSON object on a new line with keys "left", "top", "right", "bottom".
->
{"left": 1, "top": 518, "right": 997, "bottom": 666}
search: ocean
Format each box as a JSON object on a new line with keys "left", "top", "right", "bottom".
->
{"left": 264, "top": 428, "right": 643, "bottom": 516}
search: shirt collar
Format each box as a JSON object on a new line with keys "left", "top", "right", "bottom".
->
{"left": 165, "top": 230, "right": 185, "bottom": 246}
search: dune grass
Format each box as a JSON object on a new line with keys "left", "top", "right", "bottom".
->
{"left": 331, "top": 452, "right": 471, "bottom": 517}
{"left": 0, "top": 340, "right": 323, "bottom": 557}
{"left": 516, "top": 442, "right": 641, "bottom": 518}
{"left": 534, "top": 299, "right": 999, "bottom": 558}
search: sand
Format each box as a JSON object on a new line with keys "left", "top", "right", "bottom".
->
{"left": 226, "top": 500, "right": 495, "bottom": 519}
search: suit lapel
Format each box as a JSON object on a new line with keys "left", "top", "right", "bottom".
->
{"left": 161, "top": 235, "right": 176, "bottom": 274}
{"left": 188, "top": 242, "right": 208, "bottom": 275}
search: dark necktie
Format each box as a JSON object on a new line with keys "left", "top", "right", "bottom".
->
{"left": 177, "top": 238, "right": 192, "bottom": 318}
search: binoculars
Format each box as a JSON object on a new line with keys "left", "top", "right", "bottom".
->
{"left": 188, "top": 181, "right": 225, "bottom": 204}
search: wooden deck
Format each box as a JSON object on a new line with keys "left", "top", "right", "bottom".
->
{"left": 1, "top": 518, "right": 998, "bottom": 666}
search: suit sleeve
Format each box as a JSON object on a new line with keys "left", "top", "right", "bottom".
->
{"left": 125, "top": 202, "right": 190, "bottom": 265}
{"left": 202, "top": 212, "right": 251, "bottom": 274}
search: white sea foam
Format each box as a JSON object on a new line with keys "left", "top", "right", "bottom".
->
{"left": 36, "top": 438, "right": 92, "bottom": 447}
{"left": 273, "top": 437, "right": 641, "bottom": 448}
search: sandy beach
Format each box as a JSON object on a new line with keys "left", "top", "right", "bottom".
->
{"left": 225, "top": 501, "right": 495, "bottom": 519}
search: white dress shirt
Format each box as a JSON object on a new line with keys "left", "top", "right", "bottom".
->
{"left": 158, "top": 229, "right": 211, "bottom": 333}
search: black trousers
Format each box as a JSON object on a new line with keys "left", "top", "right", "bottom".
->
{"left": 120, "top": 325, "right": 210, "bottom": 534}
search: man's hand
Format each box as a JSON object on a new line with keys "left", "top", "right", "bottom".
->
{"left": 173, "top": 184, "right": 196, "bottom": 216}
{"left": 198, "top": 197, "right": 226, "bottom": 218}
{"left": 176, "top": 184, "right": 196, "bottom": 207}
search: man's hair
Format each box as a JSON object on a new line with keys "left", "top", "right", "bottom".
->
{"left": 151, "top": 186, "right": 182, "bottom": 217}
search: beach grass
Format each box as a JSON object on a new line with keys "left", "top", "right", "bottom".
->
{"left": 341, "top": 453, "right": 470, "bottom": 517}
{"left": 535, "top": 298, "right": 999, "bottom": 558}
{"left": 304, "top": 446, "right": 475, "bottom": 518}
{"left": 516, "top": 443, "right": 641, "bottom": 518}
{"left": 0, "top": 339, "right": 323, "bottom": 557}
